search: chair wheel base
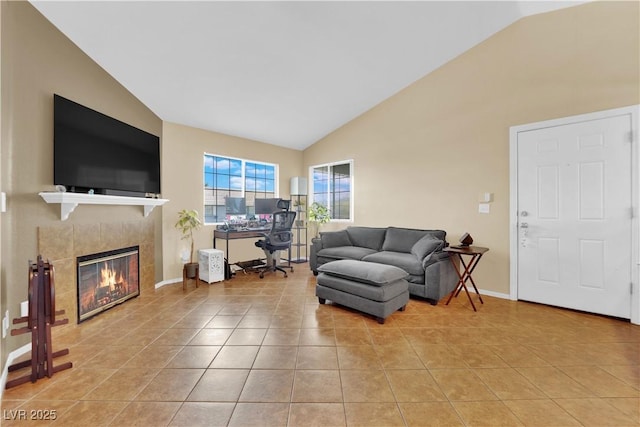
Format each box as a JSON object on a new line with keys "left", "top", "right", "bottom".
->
{"left": 258, "top": 266, "right": 288, "bottom": 279}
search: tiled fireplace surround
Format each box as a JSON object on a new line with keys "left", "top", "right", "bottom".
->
{"left": 37, "top": 220, "right": 156, "bottom": 325}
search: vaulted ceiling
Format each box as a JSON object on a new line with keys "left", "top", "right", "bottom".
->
{"left": 30, "top": 1, "right": 584, "bottom": 150}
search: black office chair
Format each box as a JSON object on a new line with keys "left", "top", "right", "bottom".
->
{"left": 255, "top": 210, "right": 296, "bottom": 278}
{"left": 277, "top": 199, "right": 291, "bottom": 211}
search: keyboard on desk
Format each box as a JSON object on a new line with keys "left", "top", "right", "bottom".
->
{"left": 222, "top": 227, "right": 269, "bottom": 232}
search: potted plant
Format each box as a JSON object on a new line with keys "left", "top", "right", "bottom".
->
{"left": 175, "top": 209, "right": 202, "bottom": 277}
{"left": 292, "top": 198, "right": 306, "bottom": 211}
{"left": 308, "top": 202, "right": 330, "bottom": 238}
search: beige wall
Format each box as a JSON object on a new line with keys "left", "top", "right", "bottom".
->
{"left": 0, "top": 0, "right": 4, "bottom": 381}
{"left": 303, "top": 1, "right": 640, "bottom": 296}
{"left": 0, "top": 2, "right": 162, "bottom": 369}
{"left": 161, "top": 122, "right": 303, "bottom": 280}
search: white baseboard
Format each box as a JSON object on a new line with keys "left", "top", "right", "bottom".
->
{"left": 155, "top": 278, "right": 181, "bottom": 289}
{"left": 477, "top": 288, "right": 510, "bottom": 300}
{"left": 0, "top": 343, "right": 31, "bottom": 401}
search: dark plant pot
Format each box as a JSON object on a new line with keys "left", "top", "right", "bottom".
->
{"left": 185, "top": 262, "right": 198, "bottom": 279}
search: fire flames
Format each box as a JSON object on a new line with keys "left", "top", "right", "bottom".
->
{"left": 78, "top": 248, "right": 139, "bottom": 322}
{"left": 100, "top": 263, "right": 125, "bottom": 292}
{"left": 94, "top": 262, "right": 127, "bottom": 304}
{"left": 80, "top": 260, "right": 132, "bottom": 317}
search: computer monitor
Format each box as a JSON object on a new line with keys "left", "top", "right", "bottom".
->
{"left": 225, "top": 197, "right": 246, "bottom": 215}
{"left": 255, "top": 198, "right": 281, "bottom": 215}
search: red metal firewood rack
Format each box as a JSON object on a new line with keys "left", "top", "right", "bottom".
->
{"left": 5, "top": 256, "right": 72, "bottom": 389}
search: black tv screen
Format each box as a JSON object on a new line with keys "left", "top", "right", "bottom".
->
{"left": 54, "top": 94, "right": 161, "bottom": 196}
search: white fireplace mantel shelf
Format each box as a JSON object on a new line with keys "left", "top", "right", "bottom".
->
{"left": 39, "top": 192, "right": 169, "bottom": 221}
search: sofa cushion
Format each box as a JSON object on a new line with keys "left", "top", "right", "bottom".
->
{"left": 317, "top": 246, "right": 377, "bottom": 261}
{"left": 346, "top": 227, "right": 387, "bottom": 251}
{"left": 362, "top": 251, "right": 424, "bottom": 276}
{"left": 382, "top": 227, "right": 447, "bottom": 253}
{"left": 411, "top": 235, "right": 445, "bottom": 260}
{"left": 319, "top": 230, "right": 352, "bottom": 248}
{"left": 317, "top": 259, "right": 408, "bottom": 286}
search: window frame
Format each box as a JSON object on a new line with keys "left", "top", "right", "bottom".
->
{"left": 309, "top": 159, "right": 354, "bottom": 222}
{"left": 203, "top": 153, "right": 279, "bottom": 225}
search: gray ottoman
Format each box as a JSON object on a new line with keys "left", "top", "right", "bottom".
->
{"left": 316, "top": 260, "right": 410, "bottom": 324}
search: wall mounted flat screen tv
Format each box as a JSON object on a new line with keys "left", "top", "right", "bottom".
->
{"left": 54, "top": 94, "right": 161, "bottom": 196}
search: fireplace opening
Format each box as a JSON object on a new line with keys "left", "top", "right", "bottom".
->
{"left": 77, "top": 246, "right": 139, "bottom": 323}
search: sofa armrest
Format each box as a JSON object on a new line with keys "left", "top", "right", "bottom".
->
{"left": 311, "top": 237, "right": 323, "bottom": 250}
{"left": 309, "top": 237, "right": 323, "bottom": 273}
{"left": 421, "top": 250, "right": 450, "bottom": 269}
{"left": 423, "top": 251, "right": 458, "bottom": 302}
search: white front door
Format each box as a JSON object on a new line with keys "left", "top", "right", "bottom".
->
{"left": 515, "top": 114, "right": 633, "bottom": 318}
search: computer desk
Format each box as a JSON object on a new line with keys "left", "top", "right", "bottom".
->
{"left": 213, "top": 227, "right": 292, "bottom": 273}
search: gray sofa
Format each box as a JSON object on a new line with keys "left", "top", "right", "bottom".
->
{"left": 310, "top": 226, "right": 458, "bottom": 304}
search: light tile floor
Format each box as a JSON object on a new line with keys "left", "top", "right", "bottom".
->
{"left": 2, "top": 264, "right": 639, "bottom": 426}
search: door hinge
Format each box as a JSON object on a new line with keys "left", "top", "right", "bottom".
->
{"left": 631, "top": 207, "right": 635, "bottom": 219}
{"left": 631, "top": 283, "right": 634, "bottom": 295}
{"left": 627, "top": 131, "right": 634, "bottom": 143}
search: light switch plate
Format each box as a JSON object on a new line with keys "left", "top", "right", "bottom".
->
{"left": 2, "top": 310, "right": 8, "bottom": 338}
{"left": 21, "top": 301, "right": 28, "bottom": 317}
{"left": 479, "top": 203, "right": 490, "bottom": 214}
{"left": 478, "top": 192, "right": 494, "bottom": 203}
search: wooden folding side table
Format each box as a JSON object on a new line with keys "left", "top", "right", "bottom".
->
{"left": 444, "top": 245, "right": 489, "bottom": 311}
